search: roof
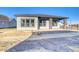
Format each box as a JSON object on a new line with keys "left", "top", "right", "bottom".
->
{"left": 15, "top": 14, "right": 68, "bottom": 19}
{"left": 0, "top": 15, "right": 9, "bottom": 20}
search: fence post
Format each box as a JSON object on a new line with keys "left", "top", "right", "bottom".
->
{"left": 77, "top": 24, "right": 79, "bottom": 30}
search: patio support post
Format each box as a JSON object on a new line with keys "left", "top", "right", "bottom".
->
{"left": 36, "top": 17, "right": 39, "bottom": 31}
{"left": 35, "top": 17, "right": 40, "bottom": 35}
{"left": 63, "top": 19, "right": 67, "bottom": 29}
{"left": 49, "top": 18, "right": 52, "bottom": 29}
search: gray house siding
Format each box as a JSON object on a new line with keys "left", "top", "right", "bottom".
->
{"left": 0, "top": 20, "right": 16, "bottom": 28}
{"left": 0, "top": 15, "right": 16, "bottom": 28}
{"left": 9, "top": 19, "right": 16, "bottom": 28}
{"left": 0, "top": 20, "right": 9, "bottom": 28}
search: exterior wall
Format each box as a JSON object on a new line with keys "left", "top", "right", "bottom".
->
{"left": 16, "top": 17, "right": 61, "bottom": 31}
{"left": 0, "top": 20, "right": 9, "bottom": 28}
{"left": 39, "top": 19, "right": 50, "bottom": 30}
{"left": 39, "top": 19, "right": 60, "bottom": 30}
{"left": 52, "top": 22, "right": 60, "bottom": 29}
{"left": 17, "top": 17, "right": 38, "bottom": 31}
{"left": 9, "top": 20, "right": 16, "bottom": 28}
{"left": 51, "top": 18, "right": 60, "bottom": 29}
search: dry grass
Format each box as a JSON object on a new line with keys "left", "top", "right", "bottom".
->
{"left": 0, "top": 28, "right": 32, "bottom": 51}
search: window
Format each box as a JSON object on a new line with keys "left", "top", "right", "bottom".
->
{"left": 26, "top": 19, "right": 30, "bottom": 27}
{"left": 39, "top": 20, "right": 46, "bottom": 26}
{"left": 43, "top": 20, "right": 46, "bottom": 26}
{"left": 21, "top": 19, "right": 35, "bottom": 27}
{"left": 52, "top": 20, "right": 57, "bottom": 26}
{"left": 21, "top": 19, "right": 25, "bottom": 27}
{"left": 31, "top": 19, "right": 35, "bottom": 27}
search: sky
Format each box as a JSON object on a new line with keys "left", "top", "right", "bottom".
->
{"left": 0, "top": 7, "right": 79, "bottom": 24}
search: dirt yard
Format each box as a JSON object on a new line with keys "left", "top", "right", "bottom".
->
{"left": 0, "top": 28, "right": 32, "bottom": 51}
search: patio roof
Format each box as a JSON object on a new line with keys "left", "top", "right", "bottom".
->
{"left": 15, "top": 14, "right": 68, "bottom": 19}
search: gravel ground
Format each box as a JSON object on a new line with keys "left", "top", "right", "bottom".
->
{"left": 7, "top": 31, "right": 79, "bottom": 52}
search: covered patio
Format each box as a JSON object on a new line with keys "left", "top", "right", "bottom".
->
{"left": 37, "top": 16, "right": 68, "bottom": 31}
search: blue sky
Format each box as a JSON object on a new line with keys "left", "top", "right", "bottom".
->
{"left": 0, "top": 7, "right": 79, "bottom": 24}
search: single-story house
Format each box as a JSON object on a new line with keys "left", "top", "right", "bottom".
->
{"left": 15, "top": 14, "right": 68, "bottom": 31}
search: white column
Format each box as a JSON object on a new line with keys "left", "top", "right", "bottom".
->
{"left": 46, "top": 20, "right": 49, "bottom": 28}
{"left": 49, "top": 18, "right": 52, "bottom": 29}
{"left": 17, "top": 17, "right": 21, "bottom": 30}
{"left": 35, "top": 17, "right": 39, "bottom": 31}
{"left": 63, "top": 19, "right": 67, "bottom": 29}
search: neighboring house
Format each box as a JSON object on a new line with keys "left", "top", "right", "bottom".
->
{"left": 0, "top": 15, "right": 10, "bottom": 28}
{"left": 15, "top": 14, "right": 68, "bottom": 31}
{"left": 0, "top": 15, "right": 16, "bottom": 28}
{"left": 9, "top": 19, "right": 16, "bottom": 28}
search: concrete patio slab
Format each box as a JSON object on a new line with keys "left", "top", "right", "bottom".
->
{"left": 7, "top": 31, "right": 79, "bottom": 52}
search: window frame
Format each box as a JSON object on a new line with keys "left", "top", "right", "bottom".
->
{"left": 26, "top": 19, "right": 30, "bottom": 27}
{"left": 21, "top": 18, "right": 35, "bottom": 27}
{"left": 30, "top": 19, "right": 35, "bottom": 27}
{"left": 21, "top": 19, "right": 26, "bottom": 27}
{"left": 39, "top": 20, "right": 46, "bottom": 27}
{"left": 52, "top": 19, "right": 57, "bottom": 26}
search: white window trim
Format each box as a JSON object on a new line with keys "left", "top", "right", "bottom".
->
{"left": 21, "top": 18, "right": 35, "bottom": 27}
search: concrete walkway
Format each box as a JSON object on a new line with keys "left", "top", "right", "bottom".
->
{"left": 7, "top": 31, "right": 79, "bottom": 52}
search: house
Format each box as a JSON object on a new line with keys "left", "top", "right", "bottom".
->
{"left": 9, "top": 19, "right": 16, "bottom": 28}
{"left": 15, "top": 14, "right": 68, "bottom": 31}
{"left": 0, "top": 15, "right": 10, "bottom": 28}
{"left": 0, "top": 15, "right": 16, "bottom": 28}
